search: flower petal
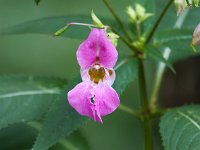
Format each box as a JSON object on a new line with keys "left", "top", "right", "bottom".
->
{"left": 93, "top": 84, "right": 120, "bottom": 118}
{"left": 76, "top": 28, "right": 118, "bottom": 68}
{"left": 67, "top": 82, "right": 94, "bottom": 119}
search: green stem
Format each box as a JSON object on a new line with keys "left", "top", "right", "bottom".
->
{"left": 186, "top": 0, "right": 192, "bottom": 6}
{"left": 144, "top": 119, "right": 153, "bottom": 150}
{"left": 145, "top": 0, "right": 174, "bottom": 44}
{"left": 150, "top": 48, "right": 171, "bottom": 109}
{"left": 118, "top": 104, "right": 141, "bottom": 119}
{"left": 136, "top": 22, "right": 141, "bottom": 40}
{"left": 137, "top": 59, "right": 148, "bottom": 109}
{"left": 111, "top": 27, "right": 135, "bottom": 50}
{"left": 103, "top": 0, "right": 132, "bottom": 42}
{"left": 137, "top": 59, "right": 153, "bottom": 150}
{"left": 150, "top": 9, "right": 189, "bottom": 110}
{"left": 135, "top": 13, "right": 153, "bottom": 150}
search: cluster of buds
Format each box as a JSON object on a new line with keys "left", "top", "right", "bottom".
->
{"left": 126, "top": 3, "right": 153, "bottom": 24}
{"left": 175, "top": 0, "right": 199, "bottom": 16}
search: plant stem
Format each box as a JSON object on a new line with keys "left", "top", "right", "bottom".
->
{"left": 136, "top": 22, "right": 141, "bottom": 40}
{"left": 137, "top": 59, "right": 148, "bottom": 109}
{"left": 118, "top": 104, "right": 141, "bottom": 119}
{"left": 145, "top": 0, "right": 174, "bottom": 44}
{"left": 137, "top": 59, "right": 153, "bottom": 150}
{"left": 149, "top": 9, "right": 189, "bottom": 109}
{"left": 150, "top": 48, "right": 171, "bottom": 109}
{"left": 144, "top": 119, "right": 153, "bottom": 150}
{"left": 134, "top": 12, "right": 153, "bottom": 149}
{"left": 111, "top": 27, "right": 135, "bottom": 50}
{"left": 103, "top": 0, "right": 132, "bottom": 42}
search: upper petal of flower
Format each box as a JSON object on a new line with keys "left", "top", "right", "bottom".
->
{"left": 67, "top": 82, "right": 95, "bottom": 119}
{"left": 76, "top": 28, "right": 118, "bottom": 68}
{"left": 93, "top": 83, "right": 120, "bottom": 121}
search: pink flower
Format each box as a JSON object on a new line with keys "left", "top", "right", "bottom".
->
{"left": 67, "top": 28, "right": 120, "bottom": 123}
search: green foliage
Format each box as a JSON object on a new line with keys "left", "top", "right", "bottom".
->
{"left": 33, "top": 55, "right": 138, "bottom": 149}
{"left": 50, "top": 131, "right": 91, "bottom": 150}
{"left": 32, "top": 77, "right": 88, "bottom": 150}
{"left": 113, "top": 58, "right": 137, "bottom": 95}
{"left": 160, "top": 105, "right": 200, "bottom": 150}
{"left": 154, "top": 28, "right": 200, "bottom": 63}
{"left": 0, "top": 16, "right": 90, "bottom": 39}
{"left": 0, "top": 15, "right": 121, "bottom": 39}
{"left": 0, "top": 75, "right": 66, "bottom": 130}
{"left": 154, "top": 28, "right": 193, "bottom": 46}
{"left": 0, "top": 123, "right": 37, "bottom": 150}
{"left": 146, "top": 47, "right": 175, "bottom": 73}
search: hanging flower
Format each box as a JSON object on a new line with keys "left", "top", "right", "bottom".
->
{"left": 67, "top": 28, "right": 120, "bottom": 123}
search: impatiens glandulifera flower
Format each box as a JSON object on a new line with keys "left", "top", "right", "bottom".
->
{"left": 67, "top": 28, "right": 120, "bottom": 123}
{"left": 192, "top": 23, "right": 200, "bottom": 46}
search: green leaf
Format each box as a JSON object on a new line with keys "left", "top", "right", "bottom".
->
{"left": 0, "top": 16, "right": 90, "bottom": 39}
{"left": 33, "top": 56, "right": 138, "bottom": 150}
{"left": 0, "top": 75, "right": 66, "bottom": 130}
{"left": 160, "top": 105, "right": 200, "bottom": 150}
{"left": 32, "top": 77, "right": 88, "bottom": 150}
{"left": 0, "top": 123, "right": 37, "bottom": 150}
{"left": 147, "top": 48, "right": 175, "bottom": 73}
{"left": 34, "top": 0, "right": 40, "bottom": 5}
{"left": 113, "top": 57, "right": 137, "bottom": 95}
{"left": 154, "top": 28, "right": 200, "bottom": 63}
{"left": 50, "top": 131, "right": 90, "bottom": 150}
{"left": 154, "top": 28, "right": 193, "bottom": 46}
{"left": 0, "top": 15, "right": 120, "bottom": 39}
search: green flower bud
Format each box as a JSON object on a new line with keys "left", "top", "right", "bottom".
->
{"left": 107, "top": 32, "right": 119, "bottom": 47}
{"left": 126, "top": 3, "right": 153, "bottom": 24}
{"left": 194, "top": 0, "right": 199, "bottom": 7}
{"left": 135, "top": 3, "right": 146, "bottom": 18}
{"left": 91, "top": 10, "right": 104, "bottom": 28}
{"left": 54, "top": 26, "right": 68, "bottom": 36}
{"left": 126, "top": 6, "right": 137, "bottom": 22}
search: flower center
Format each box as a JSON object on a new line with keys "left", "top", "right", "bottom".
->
{"left": 88, "top": 64, "right": 106, "bottom": 84}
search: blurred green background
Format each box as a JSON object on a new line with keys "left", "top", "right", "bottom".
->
{"left": 0, "top": 0, "right": 147, "bottom": 149}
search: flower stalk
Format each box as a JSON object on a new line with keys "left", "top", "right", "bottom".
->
{"left": 103, "top": 0, "right": 132, "bottom": 42}
{"left": 145, "top": 0, "right": 174, "bottom": 44}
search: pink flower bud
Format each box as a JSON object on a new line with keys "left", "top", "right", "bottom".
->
{"left": 192, "top": 23, "right": 200, "bottom": 46}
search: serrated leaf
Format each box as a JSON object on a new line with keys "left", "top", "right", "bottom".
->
{"left": 32, "top": 77, "right": 88, "bottom": 150}
{"left": 0, "top": 75, "right": 66, "bottom": 130}
{"left": 160, "top": 105, "right": 200, "bottom": 150}
{"left": 33, "top": 56, "right": 138, "bottom": 150}
{"left": 50, "top": 131, "right": 90, "bottom": 150}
